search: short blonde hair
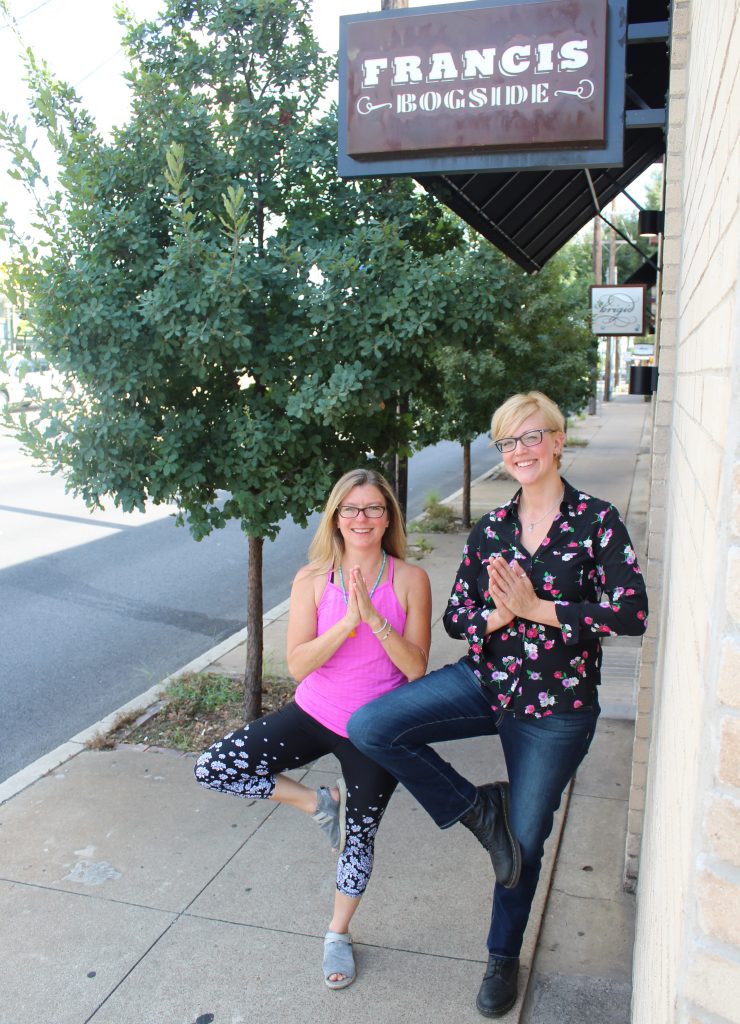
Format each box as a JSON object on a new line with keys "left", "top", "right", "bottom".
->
{"left": 491, "top": 391, "right": 566, "bottom": 469}
{"left": 308, "top": 468, "right": 406, "bottom": 569}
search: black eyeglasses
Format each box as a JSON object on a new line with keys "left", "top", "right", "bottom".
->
{"left": 494, "top": 428, "right": 556, "bottom": 453}
{"left": 338, "top": 504, "right": 387, "bottom": 519}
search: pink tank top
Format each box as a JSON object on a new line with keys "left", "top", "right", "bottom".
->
{"left": 294, "top": 557, "right": 408, "bottom": 737}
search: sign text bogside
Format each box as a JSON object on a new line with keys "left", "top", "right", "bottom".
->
{"left": 344, "top": 0, "right": 608, "bottom": 159}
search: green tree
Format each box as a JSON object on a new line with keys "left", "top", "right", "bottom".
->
{"left": 643, "top": 164, "right": 663, "bottom": 210}
{"left": 414, "top": 243, "right": 596, "bottom": 527}
{"left": 508, "top": 252, "right": 598, "bottom": 416}
{"left": 0, "top": 0, "right": 456, "bottom": 717}
{"left": 563, "top": 207, "right": 646, "bottom": 311}
{"left": 413, "top": 242, "right": 521, "bottom": 527}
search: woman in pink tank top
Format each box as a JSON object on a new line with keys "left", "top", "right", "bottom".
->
{"left": 195, "top": 469, "right": 431, "bottom": 991}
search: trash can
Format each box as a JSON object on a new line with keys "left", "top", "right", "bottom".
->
{"left": 629, "top": 365, "right": 658, "bottom": 395}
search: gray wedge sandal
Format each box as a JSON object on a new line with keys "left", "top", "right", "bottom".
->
{"left": 323, "top": 930, "right": 356, "bottom": 989}
{"left": 311, "top": 777, "right": 347, "bottom": 852}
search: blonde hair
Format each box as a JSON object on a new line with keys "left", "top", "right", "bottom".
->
{"left": 308, "top": 468, "right": 406, "bottom": 569}
{"left": 491, "top": 391, "right": 566, "bottom": 469}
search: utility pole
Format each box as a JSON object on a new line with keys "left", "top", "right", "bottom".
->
{"left": 590, "top": 215, "right": 602, "bottom": 412}
{"left": 609, "top": 201, "right": 619, "bottom": 392}
{"left": 604, "top": 202, "right": 617, "bottom": 402}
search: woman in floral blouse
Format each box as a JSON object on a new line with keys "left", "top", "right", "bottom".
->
{"left": 348, "top": 391, "right": 647, "bottom": 1017}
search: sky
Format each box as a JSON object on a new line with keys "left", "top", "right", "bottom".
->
{"left": 0, "top": 0, "right": 654, "bottom": 248}
{"left": 0, "top": 1, "right": 451, "bottom": 132}
{"left": 0, "top": 0, "right": 468, "bottom": 242}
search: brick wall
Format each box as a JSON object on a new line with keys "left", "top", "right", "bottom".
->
{"left": 631, "top": 0, "right": 740, "bottom": 1021}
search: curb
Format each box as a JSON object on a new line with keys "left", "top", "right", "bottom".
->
{"left": 0, "top": 460, "right": 511, "bottom": 806}
{"left": 0, "top": 599, "right": 291, "bottom": 805}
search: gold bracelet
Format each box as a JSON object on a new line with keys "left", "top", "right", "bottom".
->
{"left": 379, "top": 624, "right": 393, "bottom": 641}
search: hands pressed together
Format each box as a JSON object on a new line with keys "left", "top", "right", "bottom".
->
{"left": 343, "top": 566, "right": 385, "bottom": 634}
{"left": 487, "top": 557, "right": 539, "bottom": 623}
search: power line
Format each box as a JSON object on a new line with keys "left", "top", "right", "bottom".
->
{"left": 0, "top": 0, "right": 56, "bottom": 31}
{"left": 74, "top": 48, "right": 123, "bottom": 88}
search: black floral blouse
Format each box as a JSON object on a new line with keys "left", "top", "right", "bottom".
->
{"left": 444, "top": 478, "right": 648, "bottom": 717}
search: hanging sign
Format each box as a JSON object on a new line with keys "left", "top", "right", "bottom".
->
{"left": 338, "top": 0, "right": 621, "bottom": 177}
{"left": 591, "top": 285, "right": 648, "bottom": 336}
{"left": 631, "top": 343, "right": 655, "bottom": 357}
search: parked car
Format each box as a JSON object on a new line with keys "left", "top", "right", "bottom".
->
{"left": 0, "top": 352, "right": 61, "bottom": 408}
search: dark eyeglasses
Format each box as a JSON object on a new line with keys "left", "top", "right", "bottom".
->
{"left": 494, "top": 428, "right": 556, "bottom": 453}
{"left": 338, "top": 504, "right": 387, "bottom": 519}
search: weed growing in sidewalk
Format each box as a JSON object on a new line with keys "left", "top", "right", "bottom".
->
{"left": 87, "top": 671, "right": 296, "bottom": 753}
{"left": 410, "top": 493, "right": 460, "bottom": 533}
{"left": 408, "top": 536, "right": 435, "bottom": 559}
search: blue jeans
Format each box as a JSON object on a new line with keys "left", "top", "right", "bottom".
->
{"left": 347, "top": 658, "right": 599, "bottom": 958}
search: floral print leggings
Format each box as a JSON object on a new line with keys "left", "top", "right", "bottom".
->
{"left": 194, "top": 700, "right": 397, "bottom": 897}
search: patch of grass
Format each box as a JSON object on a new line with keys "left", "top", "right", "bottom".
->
{"left": 166, "top": 672, "right": 243, "bottom": 712}
{"left": 410, "top": 493, "right": 460, "bottom": 533}
{"left": 565, "top": 437, "right": 589, "bottom": 448}
{"left": 92, "top": 671, "right": 296, "bottom": 753}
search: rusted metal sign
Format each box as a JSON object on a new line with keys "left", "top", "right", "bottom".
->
{"left": 343, "top": 0, "right": 608, "bottom": 160}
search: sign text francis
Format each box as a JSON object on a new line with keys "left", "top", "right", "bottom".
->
{"left": 342, "top": 0, "right": 608, "bottom": 162}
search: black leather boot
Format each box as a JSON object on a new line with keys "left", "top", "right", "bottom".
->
{"left": 476, "top": 955, "right": 519, "bottom": 1017}
{"left": 459, "top": 782, "right": 521, "bottom": 888}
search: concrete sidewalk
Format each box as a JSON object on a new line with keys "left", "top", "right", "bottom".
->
{"left": 0, "top": 396, "right": 650, "bottom": 1024}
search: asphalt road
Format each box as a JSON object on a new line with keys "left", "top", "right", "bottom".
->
{"left": 0, "top": 431, "right": 501, "bottom": 783}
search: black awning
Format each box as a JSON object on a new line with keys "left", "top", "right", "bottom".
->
{"left": 625, "top": 259, "right": 659, "bottom": 287}
{"left": 417, "top": 1, "right": 671, "bottom": 273}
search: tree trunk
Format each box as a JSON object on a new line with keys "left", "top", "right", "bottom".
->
{"left": 244, "top": 195, "right": 266, "bottom": 723}
{"left": 397, "top": 454, "right": 408, "bottom": 523}
{"left": 462, "top": 440, "right": 472, "bottom": 529}
{"left": 243, "top": 534, "right": 264, "bottom": 722}
{"left": 383, "top": 452, "right": 396, "bottom": 492}
{"left": 396, "top": 392, "right": 409, "bottom": 522}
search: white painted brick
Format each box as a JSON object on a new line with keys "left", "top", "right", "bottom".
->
{"left": 657, "top": 372, "right": 675, "bottom": 403}
{"left": 631, "top": 760, "right": 648, "bottom": 789}
{"left": 705, "top": 794, "right": 740, "bottom": 867}
{"left": 658, "top": 345, "right": 676, "bottom": 376}
{"left": 635, "top": 714, "right": 652, "bottom": 740}
{"left": 626, "top": 830, "right": 642, "bottom": 859}
{"left": 719, "top": 716, "right": 740, "bottom": 788}
{"left": 637, "top": 688, "right": 653, "bottom": 716}
{"left": 685, "top": 949, "right": 740, "bottom": 1021}
{"left": 633, "top": 737, "right": 650, "bottom": 764}
{"left": 697, "top": 870, "right": 740, "bottom": 946}
{"left": 653, "top": 425, "right": 671, "bottom": 455}
{"left": 728, "top": 547, "right": 740, "bottom": 623}
{"left": 634, "top": 5, "right": 740, "bottom": 1018}
{"left": 628, "top": 808, "right": 643, "bottom": 836}
{"left": 672, "top": 0, "right": 690, "bottom": 38}
{"left": 718, "top": 639, "right": 740, "bottom": 708}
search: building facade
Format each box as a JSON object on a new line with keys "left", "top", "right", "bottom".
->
{"left": 629, "top": 0, "right": 740, "bottom": 1019}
